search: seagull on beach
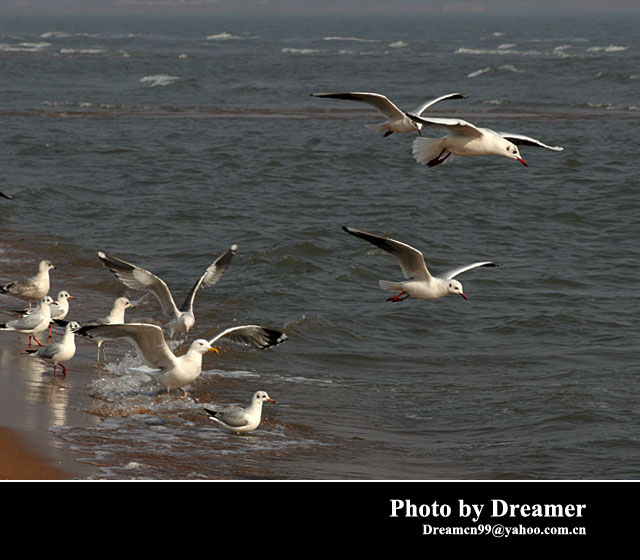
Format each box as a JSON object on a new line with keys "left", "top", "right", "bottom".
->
{"left": 25, "top": 321, "right": 80, "bottom": 376}
{"left": 1, "top": 259, "right": 55, "bottom": 308}
{"left": 343, "top": 226, "right": 500, "bottom": 302}
{"left": 407, "top": 114, "right": 563, "bottom": 167}
{"left": 57, "top": 296, "right": 135, "bottom": 361}
{"left": 75, "top": 323, "right": 287, "bottom": 396}
{"left": 311, "top": 91, "right": 469, "bottom": 136}
{"left": 204, "top": 391, "right": 275, "bottom": 434}
{"left": 0, "top": 295, "right": 57, "bottom": 347}
{"left": 20, "top": 290, "right": 75, "bottom": 339}
{"left": 97, "top": 246, "right": 237, "bottom": 344}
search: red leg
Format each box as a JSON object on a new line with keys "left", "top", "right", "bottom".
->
{"left": 386, "top": 291, "right": 409, "bottom": 302}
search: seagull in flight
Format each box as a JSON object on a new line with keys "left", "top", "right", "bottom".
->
{"left": 311, "top": 91, "right": 469, "bottom": 136}
{"left": 343, "top": 226, "right": 500, "bottom": 302}
{"left": 97, "top": 245, "right": 237, "bottom": 344}
{"left": 407, "top": 114, "right": 563, "bottom": 167}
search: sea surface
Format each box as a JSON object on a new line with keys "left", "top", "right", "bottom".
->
{"left": 0, "top": 9, "right": 638, "bottom": 480}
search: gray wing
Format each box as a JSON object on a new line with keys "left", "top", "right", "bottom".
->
{"left": 405, "top": 115, "right": 484, "bottom": 138}
{"left": 97, "top": 251, "right": 179, "bottom": 319}
{"left": 311, "top": 91, "right": 405, "bottom": 120}
{"left": 35, "top": 342, "right": 62, "bottom": 359}
{"left": 410, "top": 92, "right": 469, "bottom": 116}
{"left": 75, "top": 322, "right": 175, "bottom": 368}
{"left": 208, "top": 325, "right": 288, "bottom": 350}
{"left": 343, "top": 226, "right": 431, "bottom": 280}
{"left": 440, "top": 262, "right": 501, "bottom": 280}
{"left": 7, "top": 310, "right": 45, "bottom": 330}
{"left": 498, "top": 132, "right": 564, "bottom": 151}
{"left": 178, "top": 244, "right": 238, "bottom": 312}
{"left": 205, "top": 407, "right": 249, "bottom": 428}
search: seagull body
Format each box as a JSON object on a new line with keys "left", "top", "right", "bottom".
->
{"left": 343, "top": 226, "right": 500, "bottom": 302}
{"left": 1, "top": 296, "right": 57, "bottom": 346}
{"left": 407, "top": 115, "right": 563, "bottom": 167}
{"left": 1, "top": 260, "right": 55, "bottom": 307}
{"left": 204, "top": 391, "right": 275, "bottom": 434}
{"left": 26, "top": 321, "right": 79, "bottom": 376}
{"left": 97, "top": 245, "right": 237, "bottom": 342}
{"left": 22, "top": 290, "right": 74, "bottom": 339}
{"left": 311, "top": 91, "right": 468, "bottom": 136}
{"left": 75, "top": 323, "right": 287, "bottom": 396}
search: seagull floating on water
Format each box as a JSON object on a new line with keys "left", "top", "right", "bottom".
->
{"left": 97, "top": 246, "right": 237, "bottom": 344}
{"left": 204, "top": 390, "right": 275, "bottom": 434}
{"left": 343, "top": 226, "right": 500, "bottom": 302}
{"left": 75, "top": 323, "right": 287, "bottom": 396}
{"left": 25, "top": 321, "right": 80, "bottom": 376}
{"left": 407, "top": 114, "right": 563, "bottom": 167}
{"left": 0, "top": 295, "right": 57, "bottom": 346}
{"left": 311, "top": 91, "right": 469, "bottom": 136}
{"left": 1, "top": 260, "right": 55, "bottom": 308}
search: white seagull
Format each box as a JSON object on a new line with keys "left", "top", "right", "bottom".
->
{"left": 75, "top": 323, "right": 287, "bottom": 396}
{"left": 0, "top": 295, "right": 57, "bottom": 346}
{"left": 18, "top": 290, "right": 75, "bottom": 339}
{"left": 343, "top": 226, "right": 500, "bottom": 302}
{"left": 25, "top": 321, "right": 80, "bottom": 376}
{"left": 311, "top": 91, "right": 469, "bottom": 136}
{"left": 204, "top": 391, "right": 275, "bottom": 434}
{"left": 97, "top": 245, "right": 237, "bottom": 343}
{"left": 1, "top": 259, "right": 56, "bottom": 308}
{"left": 407, "top": 114, "right": 563, "bottom": 167}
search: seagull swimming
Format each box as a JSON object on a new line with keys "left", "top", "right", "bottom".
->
{"left": 343, "top": 226, "right": 500, "bottom": 302}
{"left": 311, "top": 91, "right": 469, "bottom": 136}
{"left": 204, "top": 391, "right": 275, "bottom": 434}
{"left": 1, "top": 260, "right": 55, "bottom": 308}
{"left": 0, "top": 296, "right": 57, "bottom": 346}
{"left": 25, "top": 321, "right": 80, "bottom": 376}
{"left": 75, "top": 323, "right": 287, "bottom": 396}
{"left": 57, "top": 296, "right": 135, "bottom": 361}
{"left": 407, "top": 114, "right": 563, "bottom": 167}
{"left": 97, "top": 246, "right": 237, "bottom": 343}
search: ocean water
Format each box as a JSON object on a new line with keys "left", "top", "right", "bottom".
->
{"left": 0, "top": 10, "right": 638, "bottom": 480}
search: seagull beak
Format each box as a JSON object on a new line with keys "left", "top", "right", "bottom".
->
{"left": 517, "top": 157, "right": 528, "bottom": 167}
{"left": 208, "top": 346, "right": 219, "bottom": 353}
{"left": 267, "top": 398, "right": 276, "bottom": 403}
{"left": 460, "top": 293, "right": 468, "bottom": 300}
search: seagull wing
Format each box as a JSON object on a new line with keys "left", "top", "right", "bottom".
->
{"left": 205, "top": 407, "right": 249, "bottom": 428}
{"left": 97, "top": 251, "right": 179, "bottom": 319}
{"left": 343, "top": 226, "right": 431, "bottom": 280}
{"left": 410, "top": 92, "right": 469, "bottom": 116}
{"left": 312, "top": 91, "right": 405, "bottom": 120}
{"left": 440, "top": 262, "right": 501, "bottom": 280}
{"left": 208, "top": 325, "right": 288, "bottom": 350}
{"left": 76, "top": 322, "right": 176, "bottom": 369}
{"left": 498, "top": 132, "right": 564, "bottom": 151}
{"left": 178, "top": 244, "right": 238, "bottom": 312}
{"left": 405, "top": 115, "right": 484, "bottom": 138}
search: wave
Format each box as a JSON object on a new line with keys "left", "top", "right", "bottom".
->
{"left": 0, "top": 41, "right": 51, "bottom": 52}
{"left": 281, "top": 47, "right": 326, "bottom": 55}
{"left": 467, "top": 64, "right": 524, "bottom": 78}
{"left": 389, "top": 41, "right": 408, "bottom": 48}
{"left": 323, "top": 36, "right": 377, "bottom": 43}
{"left": 139, "top": 74, "right": 181, "bottom": 87}
{"left": 206, "top": 32, "right": 242, "bottom": 40}
{"left": 586, "top": 45, "right": 629, "bottom": 52}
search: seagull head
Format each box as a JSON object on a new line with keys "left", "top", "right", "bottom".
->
{"left": 504, "top": 140, "right": 527, "bottom": 166}
{"left": 190, "top": 339, "right": 219, "bottom": 355}
{"left": 447, "top": 279, "right": 467, "bottom": 300}
{"left": 253, "top": 391, "right": 276, "bottom": 404}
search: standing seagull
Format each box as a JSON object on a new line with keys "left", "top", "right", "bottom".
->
{"left": 25, "top": 321, "right": 80, "bottom": 376}
{"left": 343, "top": 226, "right": 500, "bottom": 302}
{"left": 407, "top": 114, "right": 563, "bottom": 167}
{"left": 75, "top": 323, "right": 287, "bottom": 396}
{"left": 18, "top": 290, "right": 75, "bottom": 339}
{"left": 311, "top": 91, "right": 468, "bottom": 136}
{"left": 1, "top": 259, "right": 55, "bottom": 308}
{"left": 97, "top": 245, "right": 237, "bottom": 344}
{"left": 204, "top": 391, "right": 275, "bottom": 434}
{"left": 0, "top": 296, "right": 57, "bottom": 346}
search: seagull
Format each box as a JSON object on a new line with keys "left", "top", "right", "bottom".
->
{"left": 1, "top": 259, "right": 55, "bottom": 308}
{"left": 57, "top": 296, "right": 135, "bottom": 361}
{"left": 407, "top": 114, "right": 563, "bottom": 167}
{"left": 0, "top": 296, "right": 57, "bottom": 347}
{"left": 21, "top": 290, "right": 75, "bottom": 339}
{"left": 97, "top": 245, "right": 237, "bottom": 344}
{"left": 25, "top": 321, "right": 80, "bottom": 376}
{"left": 343, "top": 226, "right": 500, "bottom": 302}
{"left": 75, "top": 323, "right": 287, "bottom": 396}
{"left": 204, "top": 391, "right": 275, "bottom": 434}
{"left": 311, "top": 91, "right": 469, "bottom": 136}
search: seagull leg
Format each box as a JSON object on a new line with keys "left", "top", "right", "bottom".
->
{"left": 33, "top": 336, "right": 45, "bottom": 347}
{"left": 53, "top": 364, "right": 57, "bottom": 377}
{"left": 386, "top": 291, "right": 409, "bottom": 302}
{"left": 427, "top": 149, "right": 451, "bottom": 168}
{"left": 383, "top": 130, "right": 393, "bottom": 137}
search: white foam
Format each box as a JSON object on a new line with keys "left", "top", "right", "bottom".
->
{"left": 139, "top": 74, "right": 181, "bottom": 87}
{"left": 389, "top": 41, "right": 408, "bottom": 48}
{"left": 323, "top": 36, "right": 377, "bottom": 43}
{"left": 206, "top": 32, "right": 240, "bottom": 40}
{"left": 586, "top": 45, "right": 629, "bottom": 52}
{"left": 281, "top": 48, "right": 325, "bottom": 54}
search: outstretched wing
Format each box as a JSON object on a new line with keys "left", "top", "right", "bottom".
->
{"left": 178, "top": 244, "right": 238, "bottom": 312}
{"left": 410, "top": 92, "right": 469, "bottom": 116}
{"left": 405, "top": 115, "right": 484, "bottom": 138}
{"left": 498, "top": 132, "right": 564, "bottom": 151}
{"left": 311, "top": 91, "right": 405, "bottom": 120}
{"left": 97, "top": 251, "right": 179, "bottom": 319}
{"left": 208, "top": 325, "right": 288, "bottom": 350}
{"left": 441, "top": 262, "right": 501, "bottom": 280}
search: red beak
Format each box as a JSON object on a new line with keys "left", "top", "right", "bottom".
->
{"left": 460, "top": 293, "right": 468, "bottom": 300}
{"left": 518, "top": 157, "right": 528, "bottom": 167}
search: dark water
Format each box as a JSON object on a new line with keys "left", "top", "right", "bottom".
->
{"left": 0, "top": 10, "right": 638, "bottom": 479}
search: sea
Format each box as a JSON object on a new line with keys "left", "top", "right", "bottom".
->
{"left": 0, "top": 7, "right": 638, "bottom": 481}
